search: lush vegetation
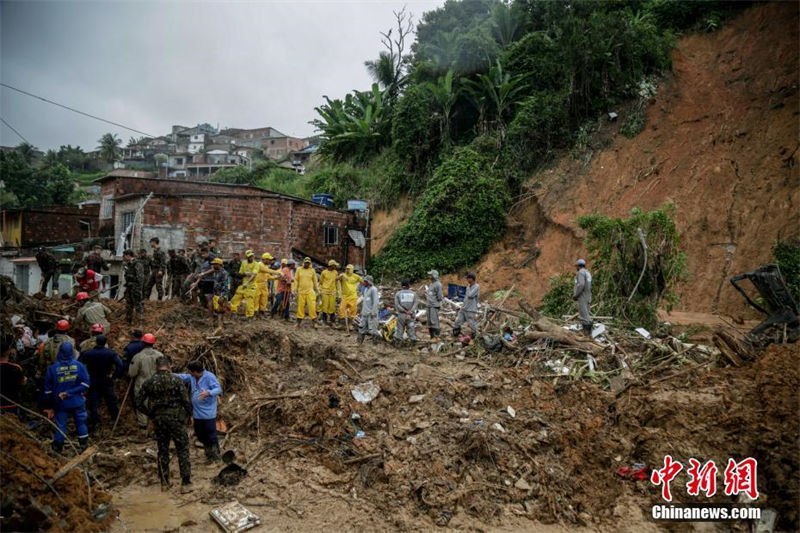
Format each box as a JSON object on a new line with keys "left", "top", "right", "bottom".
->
{"left": 305, "top": 0, "right": 739, "bottom": 278}
{"left": 0, "top": 146, "right": 81, "bottom": 208}
{"left": 772, "top": 239, "right": 800, "bottom": 305}
{"left": 541, "top": 205, "right": 688, "bottom": 328}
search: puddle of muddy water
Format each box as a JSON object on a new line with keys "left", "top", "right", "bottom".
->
{"left": 111, "top": 485, "right": 213, "bottom": 532}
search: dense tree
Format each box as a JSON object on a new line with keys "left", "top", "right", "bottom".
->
{"left": 0, "top": 151, "right": 75, "bottom": 208}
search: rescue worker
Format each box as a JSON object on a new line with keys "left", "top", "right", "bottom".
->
{"left": 358, "top": 276, "right": 381, "bottom": 345}
{"left": 453, "top": 272, "right": 480, "bottom": 338}
{"left": 79, "top": 334, "right": 123, "bottom": 431}
{"left": 271, "top": 259, "right": 293, "bottom": 320}
{"left": 207, "top": 239, "right": 221, "bottom": 258}
{"left": 73, "top": 267, "right": 102, "bottom": 297}
{"left": 42, "top": 341, "right": 90, "bottom": 453}
{"left": 293, "top": 257, "right": 319, "bottom": 327}
{"left": 85, "top": 245, "right": 109, "bottom": 289}
{"left": 79, "top": 323, "right": 106, "bottom": 353}
{"left": 123, "top": 249, "right": 145, "bottom": 326}
{"left": 167, "top": 249, "right": 189, "bottom": 299}
{"left": 191, "top": 258, "right": 229, "bottom": 327}
{"left": 394, "top": 279, "right": 419, "bottom": 343}
{"left": 145, "top": 237, "right": 167, "bottom": 301}
{"left": 39, "top": 319, "right": 77, "bottom": 379}
{"left": 230, "top": 250, "right": 259, "bottom": 318}
{"left": 255, "top": 253, "right": 281, "bottom": 317}
{"left": 128, "top": 333, "right": 162, "bottom": 430}
{"left": 0, "top": 339, "right": 26, "bottom": 415}
{"left": 137, "top": 249, "right": 152, "bottom": 300}
{"left": 226, "top": 251, "right": 243, "bottom": 296}
{"left": 175, "top": 360, "right": 223, "bottom": 462}
{"left": 35, "top": 247, "right": 58, "bottom": 295}
{"left": 426, "top": 270, "right": 444, "bottom": 342}
{"left": 136, "top": 356, "right": 193, "bottom": 492}
{"left": 338, "top": 264, "right": 362, "bottom": 328}
{"left": 319, "top": 260, "right": 341, "bottom": 326}
{"left": 75, "top": 292, "right": 112, "bottom": 334}
{"left": 573, "top": 258, "right": 593, "bottom": 336}
{"left": 123, "top": 330, "right": 145, "bottom": 369}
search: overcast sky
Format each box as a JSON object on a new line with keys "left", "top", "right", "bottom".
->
{"left": 0, "top": 0, "right": 444, "bottom": 151}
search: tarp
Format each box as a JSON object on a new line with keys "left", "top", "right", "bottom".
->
{"left": 348, "top": 229, "right": 365, "bottom": 248}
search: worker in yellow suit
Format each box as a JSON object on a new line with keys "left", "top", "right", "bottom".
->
{"left": 338, "top": 264, "right": 362, "bottom": 326}
{"left": 230, "top": 250, "right": 259, "bottom": 318}
{"left": 318, "top": 260, "right": 340, "bottom": 327}
{"left": 255, "top": 253, "right": 281, "bottom": 317}
{"left": 292, "top": 257, "right": 319, "bottom": 327}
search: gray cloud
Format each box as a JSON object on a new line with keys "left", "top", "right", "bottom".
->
{"left": 0, "top": 0, "right": 443, "bottom": 151}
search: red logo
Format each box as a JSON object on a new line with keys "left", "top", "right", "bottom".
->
{"left": 723, "top": 458, "right": 759, "bottom": 500}
{"left": 686, "top": 459, "right": 718, "bottom": 497}
{"left": 650, "top": 455, "right": 683, "bottom": 502}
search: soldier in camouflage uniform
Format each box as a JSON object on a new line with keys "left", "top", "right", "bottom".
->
{"left": 167, "top": 249, "right": 191, "bottom": 299}
{"left": 145, "top": 237, "right": 167, "bottom": 301}
{"left": 136, "top": 249, "right": 151, "bottom": 300}
{"left": 123, "top": 250, "right": 145, "bottom": 326}
{"left": 136, "top": 356, "right": 193, "bottom": 492}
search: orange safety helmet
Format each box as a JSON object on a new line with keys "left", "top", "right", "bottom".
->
{"left": 142, "top": 333, "right": 156, "bottom": 345}
{"left": 91, "top": 323, "right": 105, "bottom": 334}
{"left": 56, "top": 319, "right": 70, "bottom": 331}
{"left": 76, "top": 292, "right": 90, "bottom": 301}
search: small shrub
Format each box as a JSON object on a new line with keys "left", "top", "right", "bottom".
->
{"left": 540, "top": 273, "right": 575, "bottom": 318}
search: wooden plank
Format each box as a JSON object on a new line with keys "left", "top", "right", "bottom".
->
{"left": 50, "top": 445, "right": 98, "bottom": 483}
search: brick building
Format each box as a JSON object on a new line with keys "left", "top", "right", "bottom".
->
{"left": 1, "top": 205, "right": 100, "bottom": 248}
{"left": 96, "top": 172, "right": 369, "bottom": 268}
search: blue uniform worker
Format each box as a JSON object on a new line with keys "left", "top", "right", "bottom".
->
{"left": 43, "top": 342, "right": 90, "bottom": 453}
{"left": 175, "top": 360, "right": 223, "bottom": 462}
{"left": 79, "top": 334, "right": 124, "bottom": 430}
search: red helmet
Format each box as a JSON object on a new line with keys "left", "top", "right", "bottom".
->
{"left": 91, "top": 323, "right": 105, "bottom": 334}
{"left": 56, "top": 319, "right": 70, "bottom": 331}
{"left": 85, "top": 269, "right": 96, "bottom": 277}
{"left": 142, "top": 333, "right": 156, "bottom": 345}
{"left": 76, "top": 292, "right": 90, "bottom": 301}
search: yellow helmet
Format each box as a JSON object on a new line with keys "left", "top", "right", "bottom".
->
{"left": 281, "top": 258, "right": 288, "bottom": 265}
{"left": 211, "top": 258, "right": 224, "bottom": 266}
{"left": 303, "top": 257, "right": 311, "bottom": 263}
{"left": 245, "top": 250, "right": 254, "bottom": 258}
{"left": 262, "top": 252, "right": 273, "bottom": 260}
{"left": 328, "top": 259, "right": 337, "bottom": 266}
{"left": 346, "top": 264, "right": 354, "bottom": 271}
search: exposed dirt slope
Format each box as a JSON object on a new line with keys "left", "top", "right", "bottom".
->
{"left": 474, "top": 2, "right": 799, "bottom": 319}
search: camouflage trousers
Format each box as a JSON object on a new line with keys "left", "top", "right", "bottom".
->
{"left": 125, "top": 291, "right": 143, "bottom": 325}
{"left": 145, "top": 272, "right": 165, "bottom": 300}
{"left": 153, "top": 415, "right": 191, "bottom": 485}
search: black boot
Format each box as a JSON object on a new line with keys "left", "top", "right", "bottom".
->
{"left": 372, "top": 335, "right": 380, "bottom": 346}
{"left": 452, "top": 327, "right": 461, "bottom": 338}
{"left": 357, "top": 332, "right": 364, "bottom": 345}
{"left": 78, "top": 437, "right": 89, "bottom": 452}
{"left": 582, "top": 324, "right": 593, "bottom": 337}
{"left": 51, "top": 441, "right": 64, "bottom": 454}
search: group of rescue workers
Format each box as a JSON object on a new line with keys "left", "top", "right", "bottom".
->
{"left": 8, "top": 242, "right": 593, "bottom": 494}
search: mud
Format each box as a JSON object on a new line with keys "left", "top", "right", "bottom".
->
{"left": 29, "top": 298, "right": 784, "bottom": 532}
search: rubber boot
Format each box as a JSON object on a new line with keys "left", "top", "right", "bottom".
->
{"left": 51, "top": 441, "right": 64, "bottom": 454}
{"left": 372, "top": 335, "right": 380, "bottom": 346}
{"left": 180, "top": 480, "right": 194, "bottom": 494}
{"left": 357, "top": 332, "right": 364, "bottom": 345}
{"left": 582, "top": 324, "right": 592, "bottom": 337}
{"left": 78, "top": 437, "right": 89, "bottom": 452}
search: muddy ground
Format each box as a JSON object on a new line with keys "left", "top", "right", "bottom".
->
{"left": 2, "top": 296, "right": 796, "bottom": 533}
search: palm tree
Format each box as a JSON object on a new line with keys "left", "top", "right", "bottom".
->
{"left": 426, "top": 70, "right": 458, "bottom": 147}
{"left": 491, "top": 2, "right": 523, "bottom": 49}
{"left": 97, "top": 133, "right": 121, "bottom": 163}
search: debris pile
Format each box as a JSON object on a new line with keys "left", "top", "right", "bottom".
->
{"left": 0, "top": 416, "right": 114, "bottom": 532}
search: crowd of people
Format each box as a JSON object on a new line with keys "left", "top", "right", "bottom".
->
{"left": 6, "top": 241, "right": 594, "bottom": 493}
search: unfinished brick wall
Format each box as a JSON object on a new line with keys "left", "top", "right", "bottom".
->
{"left": 18, "top": 206, "right": 99, "bottom": 246}
{"left": 100, "top": 176, "right": 369, "bottom": 266}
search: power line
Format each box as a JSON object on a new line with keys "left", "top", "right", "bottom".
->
{"left": 0, "top": 82, "right": 156, "bottom": 138}
{"left": 0, "top": 116, "right": 30, "bottom": 144}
